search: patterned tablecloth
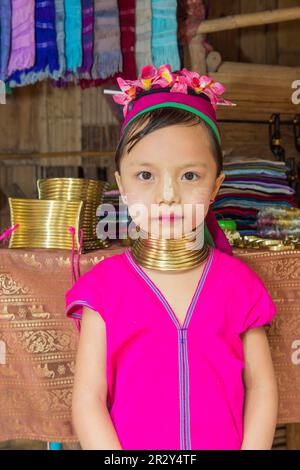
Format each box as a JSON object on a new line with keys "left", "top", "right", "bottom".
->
{"left": 0, "top": 244, "right": 299, "bottom": 442}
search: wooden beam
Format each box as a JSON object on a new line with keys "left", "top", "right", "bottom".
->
{"left": 0, "top": 151, "right": 115, "bottom": 161}
{"left": 216, "top": 61, "right": 300, "bottom": 79}
{"left": 197, "top": 6, "right": 300, "bottom": 34}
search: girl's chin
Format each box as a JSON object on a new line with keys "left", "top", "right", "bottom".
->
{"left": 145, "top": 221, "right": 202, "bottom": 238}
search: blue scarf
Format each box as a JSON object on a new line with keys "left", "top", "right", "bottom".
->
{"left": 151, "top": 0, "right": 180, "bottom": 71}
{"left": 0, "top": 0, "right": 11, "bottom": 81}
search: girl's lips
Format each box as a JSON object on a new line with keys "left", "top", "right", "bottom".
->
{"left": 158, "top": 214, "right": 182, "bottom": 221}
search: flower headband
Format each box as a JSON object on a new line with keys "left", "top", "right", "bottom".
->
{"left": 105, "top": 64, "right": 235, "bottom": 116}
{"left": 104, "top": 63, "right": 236, "bottom": 144}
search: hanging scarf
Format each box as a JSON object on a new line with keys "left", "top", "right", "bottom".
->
{"left": 65, "top": 0, "right": 82, "bottom": 72}
{"left": 0, "top": 0, "right": 12, "bottom": 81}
{"left": 7, "top": 0, "right": 35, "bottom": 76}
{"left": 151, "top": 0, "right": 180, "bottom": 71}
{"left": 8, "top": 0, "right": 59, "bottom": 87}
{"left": 78, "top": 0, "right": 94, "bottom": 76}
{"left": 91, "top": 0, "right": 123, "bottom": 80}
{"left": 135, "top": 0, "right": 152, "bottom": 76}
{"left": 52, "top": 0, "right": 66, "bottom": 80}
{"left": 117, "top": 0, "right": 137, "bottom": 80}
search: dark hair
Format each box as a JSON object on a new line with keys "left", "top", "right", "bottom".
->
{"left": 114, "top": 107, "right": 223, "bottom": 177}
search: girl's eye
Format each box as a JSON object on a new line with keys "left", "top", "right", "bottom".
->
{"left": 137, "top": 171, "right": 153, "bottom": 181}
{"left": 182, "top": 172, "right": 200, "bottom": 181}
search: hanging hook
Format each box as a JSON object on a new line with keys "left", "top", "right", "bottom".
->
{"left": 269, "top": 113, "right": 285, "bottom": 161}
{"left": 293, "top": 114, "right": 300, "bottom": 153}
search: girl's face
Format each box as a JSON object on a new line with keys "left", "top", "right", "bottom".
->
{"left": 115, "top": 123, "right": 225, "bottom": 239}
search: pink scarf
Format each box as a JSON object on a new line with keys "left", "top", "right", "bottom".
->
{"left": 8, "top": 0, "right": 35, "bottom": 75}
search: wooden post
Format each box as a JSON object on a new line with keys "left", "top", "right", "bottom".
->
{"left": 197, "top": 6, "right": 300, "bottom": 34}
{"left": 188, "top": 33, "right": 207, "bottom": 75}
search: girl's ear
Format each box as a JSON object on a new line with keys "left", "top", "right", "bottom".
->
{"left": 211, "top": 171, "right": 225, "bottom": 200}
{"left": 218, "top": 171, "right": 226, "bottom": 187}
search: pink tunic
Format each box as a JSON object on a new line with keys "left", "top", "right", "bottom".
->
{"left": 65, "top": 246, "right": 277, "bottom": 450}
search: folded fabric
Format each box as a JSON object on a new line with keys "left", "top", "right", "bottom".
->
{"left": 224, "top": 176, "right": 291, "bottom": 185}
{"left": 224, "top": 158, "right": 288, "bottom": 166}
{"left": 224, "top": 171, "right": 288, "bottom": 180}
{"left": 214, "top": 200, "right": 294, "bottom": 209}
{"left": 220, "top": 183, "right": 295, "bottom": 195}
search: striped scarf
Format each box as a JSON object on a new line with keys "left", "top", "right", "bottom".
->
{"left": 92, "top": 0, "right": 123, "bottom": 80}
{"left": 78, "top": 0, "right": 94, "bottom": 76}
{"left": 117, "top": 0, "right": 136, "bottom": 80}
{"left": 151, "top": 0, "right": 180, "bottom": 71}
{"left": 135, "top": 0, "right": 152, "bottom": 76}
{"left": 7, "top": 0, "right": 35, "bottom": 76}
{"left": 65, "top": 0, "right": 82, "bottom": 72}
{"left": 0, "top": 0, "right": 11, "bottom": 80}
{"left": 8, "top": 0, "right": 59, "bottom": 87}
{"left": 53, "top": 0, "right": 66, "bottom": 80}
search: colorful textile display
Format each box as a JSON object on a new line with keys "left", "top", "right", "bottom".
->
{"left": 213, "top": 159, "right": 298, "bottom": 237}
{"left": 8, "top": 0, "right": 60, "bottom": 87}
{"left": 2, "top": 1, "right": 209, "bottom": 88}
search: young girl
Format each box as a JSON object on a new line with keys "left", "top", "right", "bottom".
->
{"left": 65, "top": 64, "right": 278, "bottom": 450}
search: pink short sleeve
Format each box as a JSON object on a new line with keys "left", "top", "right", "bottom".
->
{"left": 65, "top": 267, "right": 106, "bottom": 334}
{"left": 238, "top": 274, "right": 277, "bottom": 336}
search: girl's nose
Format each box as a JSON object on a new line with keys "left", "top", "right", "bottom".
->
{"left": 155, "top": 171, "right": 180, "bottom": 205}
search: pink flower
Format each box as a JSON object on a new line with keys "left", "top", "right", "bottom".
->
{"left": 179, "top": 68, "right": 234, "bottom": 110}
{"left": 112, "top": 77, "right": 139, "bottom": 117}
{"left": 170, "top": 73, "right": 188, "bottom": 94}
{"left": 156, "top": 64, "right": 175, "bottom": 87}
{"left": 136, "top": 64, "right": 175, "bottom": 90}
{"left": 138, "top": 64, "right": 158, "bottom": 90}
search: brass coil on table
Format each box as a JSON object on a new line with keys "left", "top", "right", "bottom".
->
{"left": 37, "top": 178, "right": 111, "bottom": 252}
{"left": 8, "top": 198, "right": 83, "bottom": 250}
